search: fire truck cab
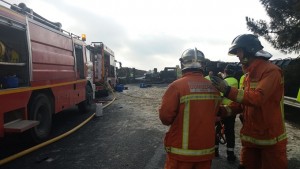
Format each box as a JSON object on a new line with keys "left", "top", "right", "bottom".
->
{"left": 88, "top": 42, "right": 117, "bottom": 97}
{"left": 0, "top": 2, "right": 94, "bottom": 142}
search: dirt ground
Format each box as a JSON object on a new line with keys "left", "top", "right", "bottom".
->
{"left": 120, "top": 83, "right": 300, "bottom": 168}
{"left": 1, "top": 83, "right": 299, "bottom": 169}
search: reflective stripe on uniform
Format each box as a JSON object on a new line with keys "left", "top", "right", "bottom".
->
{"left": 180, "top": 94, "right": 220, "bottom": 103}
{"left": 165, "top": 146, "right": 215, "bottom": 156}
{"left": 165, "top": 93, "right": 220, "bottom": 156}
{"left": 182, "top": 101, "right": 190, "bottom": 149}
{"left": 240, "top": 132, "right": 287, "bottom": 146}
{"left": 250, "top": 82, "right": 258, "bottom": 89}
{"left": 236, "top": 82, "right": 257, "bottom": 103}
{"left": 181, "top": 94, "right": 221, "bottom": 110}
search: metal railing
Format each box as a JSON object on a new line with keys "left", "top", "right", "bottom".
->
{"left": 284, "top": 96, "right": 300, "bottom": 108}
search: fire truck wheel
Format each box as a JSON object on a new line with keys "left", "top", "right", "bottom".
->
{"left": 78, "top": 85, "right": 93, "bottom": 113}
{"left": 29, "top": 93, "right": 52, "bottom": 143}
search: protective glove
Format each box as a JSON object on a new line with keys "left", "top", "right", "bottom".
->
{"left": 210, "top": 75, "right": 230, "bottom": 95}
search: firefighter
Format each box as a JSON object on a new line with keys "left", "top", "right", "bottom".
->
{"left": 210, "top": 34, "right": 287, "bottom": 169}
{"left": 159, "top": 48, "right": 221, "bottom": 169}
{"left": 215, "top": 64, "right": 238, "bottom": 162}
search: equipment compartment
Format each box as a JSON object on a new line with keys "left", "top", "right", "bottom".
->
{"left": 0, "top": 20, "right": 29, "bottom": 89}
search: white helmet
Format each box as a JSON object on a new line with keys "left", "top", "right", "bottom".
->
{"left": 180, "top": 48, "right": 205, "bottom": 70}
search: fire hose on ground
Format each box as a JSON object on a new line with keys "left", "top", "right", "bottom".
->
{"left": 0, "top": 85, "right": 116, "bottom": 166}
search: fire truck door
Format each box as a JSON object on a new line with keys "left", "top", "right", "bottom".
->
{"left": 74, "top": 44, "right": 84, "bottom": 79}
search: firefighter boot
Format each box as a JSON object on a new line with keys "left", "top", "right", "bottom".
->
{"left": 227, "top": 150, "right": 236, "bottom": 162}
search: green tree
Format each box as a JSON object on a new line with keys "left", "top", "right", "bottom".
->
{"left": 246, "top": 0, "right": 300, "bottom": 54}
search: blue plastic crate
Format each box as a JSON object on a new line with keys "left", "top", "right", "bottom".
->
{"left": 2, "top": 76, "right": 19, "bottom": 88}
{"left": 116, "top": 84, "right": 124, "bottom": 92}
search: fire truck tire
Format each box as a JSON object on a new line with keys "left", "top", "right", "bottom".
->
{"left": 78, "top": 85, "right": 93, "bottom": 113}
{"left": 29, "top": 93, "right": 52, "bottom": 142}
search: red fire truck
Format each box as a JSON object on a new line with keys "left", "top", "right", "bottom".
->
{"left": 0, "top": 2, "right": 94, "bottom": 142}
{"left": 87, "top": 42, "right": 117, "bottom": 97}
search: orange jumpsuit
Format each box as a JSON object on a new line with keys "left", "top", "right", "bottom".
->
{"left": 159, "top": 71, "right": 221, "bottom": 169}
{"left": 224, "top": 59, "right": 287, "bottom": 169}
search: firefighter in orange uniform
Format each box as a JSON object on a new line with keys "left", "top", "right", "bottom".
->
{"left": 159, "top": 48, "right": 221, "bottom": 169}
{"left": 211, "top": 34, "right": 287, "bottom": 169}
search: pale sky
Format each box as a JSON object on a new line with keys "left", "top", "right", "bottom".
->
{"left": 7, "top": 0, "right": 299, "bottom": 71}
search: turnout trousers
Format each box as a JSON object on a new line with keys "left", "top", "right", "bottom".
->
{"left": 164, "top": 154, "right": 212, "bottom": 169}
{"left": 239, "top": 141, "right": 287, "bottom": 169}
